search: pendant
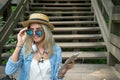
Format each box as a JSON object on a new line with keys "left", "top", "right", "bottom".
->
{"left": 39, "top": 56, "right": 44, "bottom": 63}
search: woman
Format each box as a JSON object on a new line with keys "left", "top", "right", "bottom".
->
{"left": 5, "top": 13, "right": 74, "bottom": 80}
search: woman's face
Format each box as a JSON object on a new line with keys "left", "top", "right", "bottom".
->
{"left": 29, "top": 23, "right": 44, "bottom": 43}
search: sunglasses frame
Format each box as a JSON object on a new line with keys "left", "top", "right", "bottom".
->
{"left": 26, "top": 29, "right": 43, "bottom": 37}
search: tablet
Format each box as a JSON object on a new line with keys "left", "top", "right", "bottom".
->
{"left": 59, "top": 52, "right": 80, "bottom": 71}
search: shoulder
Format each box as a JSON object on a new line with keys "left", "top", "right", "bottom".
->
{"left": 53, "top": 44, "right": 62, "bottom": 58}
{"left": 50, "top": 44, "right": 62, "bottom": 63}
{"left": 53, "top": 44, "right": 62, "bottom": 52}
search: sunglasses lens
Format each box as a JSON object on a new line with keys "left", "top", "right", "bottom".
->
{"left": 35, "top": 30, "right": 42, "bottom": 37}
{"left": 26, "top": 29, "right": 33, "bottom": 36}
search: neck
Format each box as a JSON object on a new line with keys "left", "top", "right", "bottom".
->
{"left": 35, "top": 42, "right": 44, "bottom": 49}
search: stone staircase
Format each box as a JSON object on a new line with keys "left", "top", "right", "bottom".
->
{"left": 2, "top": 0, "right": 107, "bottom": 62}
{"left": 27, "top": 0, "right": 107, "bottom": 61}
{"left": 1, "top": 0, "right": 120, "bottom": 80}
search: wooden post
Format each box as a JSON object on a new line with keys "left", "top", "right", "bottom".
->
{"left": 109, "top": 6, "right": 120, "bottom": 65}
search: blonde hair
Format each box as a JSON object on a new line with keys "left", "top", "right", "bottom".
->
{"left": 24, "top": 24, "right": 55, "bottom": 58}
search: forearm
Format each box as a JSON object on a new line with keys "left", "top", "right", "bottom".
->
{"left": 11, "top": 42, "right": 23, "bottom": 62}
{"left": 58, "top": 68, "right": 68, "bottom": 79}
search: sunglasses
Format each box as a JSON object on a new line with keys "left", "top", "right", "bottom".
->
{"left": 26, "top": 29, "right": 43, "bottom": 37}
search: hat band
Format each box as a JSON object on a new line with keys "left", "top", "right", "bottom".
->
{"left": 30, "top": 18, "right": 48, "bottom": 23}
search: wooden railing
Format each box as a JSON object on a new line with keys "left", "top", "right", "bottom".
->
{"left": 0, "top": 0, "right": 12, "bottom": 21}
{"left": 91, "top": 0, "right": 120, "bottom": 66}
{"left": 0, "top": 0, "right": 29, "bottom": 63}
{"left": 109, "top": 6, "right": 120, "bottom": 65}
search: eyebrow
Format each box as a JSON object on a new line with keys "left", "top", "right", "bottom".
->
{"left": 29, "top": 28, "right": 43, "bottom": 30}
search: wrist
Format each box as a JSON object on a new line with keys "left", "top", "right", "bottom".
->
{"left": 58, "top": 69, "right": 67, "bottom": 79}
{"left": 16, "top": 46, "right": 23, "bottom": 48}
{"left": 58, "top": 75, "right": 64, "bottom": 79}
{"left": 16, "top": 42, "right": 23, "bottom": 47}
{"left": 16, "top": 43, "right": 23, "bottom": 49}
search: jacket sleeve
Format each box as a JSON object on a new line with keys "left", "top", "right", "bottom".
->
{"left": 53, "top": 45, "right": 64, "bottom": 80}
{"left": 5, "top": 47, "right": 24, "bottom": 75}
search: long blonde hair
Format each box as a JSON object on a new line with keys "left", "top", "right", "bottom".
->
{"left": 24, "top": 24, "right": 55, "bottom": 58}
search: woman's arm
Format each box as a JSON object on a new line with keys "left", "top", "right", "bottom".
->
{"left": 5, "top": 28, "right": 27, "bottom": 75}
{"left": 5, "top": 47, "right": 24, "bottom": 75}
{"left": 11, "top": 28, "right": 27, "bottom": 62}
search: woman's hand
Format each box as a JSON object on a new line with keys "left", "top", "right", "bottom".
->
{"left": 65, "top": 59, "right": 75, "bottom": 69}
{"left": 17, "top": 27, "right": 27, "bottom": 46}
{"left": 58, "top": 59, "right": 76, "bottom": 78}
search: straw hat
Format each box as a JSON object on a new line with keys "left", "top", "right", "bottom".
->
{"left": 22, "top": 13, "right": 54, "bottom": 30}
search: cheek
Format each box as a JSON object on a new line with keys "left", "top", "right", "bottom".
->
{"left": 32, "top": 36, "right": 44, "bottom": 42}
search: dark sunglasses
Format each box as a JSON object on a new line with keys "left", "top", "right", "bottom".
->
{"left": 26, "top": 29, "right": 43, "bottom": 37}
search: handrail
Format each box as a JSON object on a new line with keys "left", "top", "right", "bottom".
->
{"left": 91, "top": 0, "right": 110, "bottom": 52}
{"left": 109, "top": 5, "right": 120, "bottom": 63}
{"left": 101, "top": 0, "right": 114, "bottom": 16}
{"left": 0, "top": 0, "right": 29, "bottom": 53}
{"left": 91, "top": 0, "right": 120, "bottom": 65}
{"left": 0, "top": 0, "right": 12, "bottom": 20}
{"left": 0, "top": 0, "right": 11, "bottom": 14}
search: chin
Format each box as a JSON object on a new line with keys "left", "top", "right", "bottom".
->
{"left": 34, "top": 40, "right": 40, "bottom": 43}
{"left": 34, "top": 39, "right": 42, "bottom": 43}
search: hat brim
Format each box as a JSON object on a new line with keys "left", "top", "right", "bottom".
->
{"left": 22, "top": 20, "right": 54, "bottom": 30}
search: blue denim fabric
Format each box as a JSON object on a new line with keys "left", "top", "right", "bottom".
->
{"left": 5, "top": 45, "right": 63, "bottom": 80}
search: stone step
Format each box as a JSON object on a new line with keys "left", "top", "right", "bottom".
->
{"left": 25, "top": 11, "right": 94, "bottom": 15}
{"left": 53, "top": 34, "right": 102, "bottom": 40}
{"left": 10, "top": 34, "right": 102, "bottom": 41}
{"left": 1, "top": 51, "right": 107, "bottom": 60}
{"left": 64, "top": 64, "right": 120, "bottom": 80}
{"left": 1, "top": 64, "right": 120, "bottom": 80}
{"left": 51, "top": 21, "right": 97, "bottom": 25}
{"left": 53, "top": 27, "right": 100, "bottom": 32}
{"left": 62, "top": 51, "right": 107, "bottom": 59}
{"left": 56, "top": 42, "right": 106, "bottom": 48}
{"left": 36, "top": 0, "right": 90, "bottom": 1}
{"left": 33, "top": 0, "right": 90, "bottom": 3}
{"left": 3, "top": 42, "right": 105, "bottom": 50}
{"left": 49, "top": 16, "right": 94, "bottom": 20}
{"left": 30, "top": 7, "right": 91, "bottom": 11}
{"left": 30, "top": 3, "right": 91, "bottom": 7}
{"left": 19, "top": 21, "right": 98, "bottom": 26}
{"left": 15, "top": 27, "right": 100, "bottom": 31}
{"left": 23, "top": 16, "right": 94, "bottom": 21}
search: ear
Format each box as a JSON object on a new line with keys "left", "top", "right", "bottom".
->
{"left": 32, "top": 43, "right": 38, "bottom": 52}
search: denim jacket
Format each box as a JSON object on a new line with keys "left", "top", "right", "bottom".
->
{"left": 5, "top": 45, "right": 63, "bottom": 80}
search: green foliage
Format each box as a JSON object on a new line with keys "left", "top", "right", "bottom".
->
{"left": 12, "top": 6, "right": 17, "bottom": 11}
{"left": 0, "top": 17, "right": 5, "bottom": 29}
{"left": 80, "top": 48, "right": 106, "bottom": 51}
{"left": 2, "top": 60, "right": 7, "bottom": 65}
{"left": 5, "top": 35, "right": 17, "bottom": 45}
{"left": 8, "top": 48, "right": 15, "bottom": 53}
{"left": 105, "top": 16, "right": 109, "bottom": 26}
{"left": 84, "top": 59, "right": 106, "bottom": 64}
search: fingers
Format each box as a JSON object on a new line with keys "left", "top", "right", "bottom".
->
{"left": 18, "top": 27, "right": 27, "bottom": 36}
{"left": 69, "top": 58, "right": 77, "bottom": 64}
{"left": 66, "top": 61, "right": 75, "bottom": 69}
{"left": 66, "top": 58, "right": 77, "bottom": 69}
{"left": 17, "top": 28, "right": 28, "bottom": 45}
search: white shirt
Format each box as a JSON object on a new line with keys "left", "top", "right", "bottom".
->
{"left": 28, "top": 58, "right": 52, "bottom": 80}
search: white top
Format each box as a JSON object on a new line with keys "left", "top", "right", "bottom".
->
{"left": 28, "top": 58, "right": 52, "bottom": 80}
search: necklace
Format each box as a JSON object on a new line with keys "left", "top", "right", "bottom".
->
{"left": 38, "top": 49, "right": 45, "bottom": 63}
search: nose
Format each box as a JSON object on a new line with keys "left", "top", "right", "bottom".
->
{"left": 33, "top": 30, "right": 36, "bottom": 35}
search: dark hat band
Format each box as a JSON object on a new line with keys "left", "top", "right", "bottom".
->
{"left": 30, "top": 18, "right": 49, "bottom": 23}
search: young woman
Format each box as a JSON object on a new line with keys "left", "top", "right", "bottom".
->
{"left": 5, "top": 13, "right": 74, "bottom": 80}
